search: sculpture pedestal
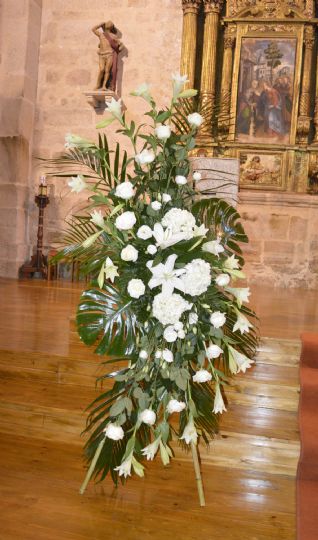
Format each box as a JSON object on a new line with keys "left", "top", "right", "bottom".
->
{"left": 190, "top": 157, "right": 239, "bottom": 207}
{"left": 83, "top": 89, "right": 119, "bottom": 114}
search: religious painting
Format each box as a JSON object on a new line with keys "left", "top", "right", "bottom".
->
{"left": 239, "top": 151, "right": 285, "bottom": 190}
{"left": 235, "top": 37, "right": 297, "bottom": 144}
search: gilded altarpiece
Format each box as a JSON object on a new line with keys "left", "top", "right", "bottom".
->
{"left": 180, "top": 0, "right": 318, "bottom": 192}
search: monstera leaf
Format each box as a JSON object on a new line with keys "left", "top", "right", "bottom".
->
{"left": 76, "top": 283, "right": 138, "bottom": 356}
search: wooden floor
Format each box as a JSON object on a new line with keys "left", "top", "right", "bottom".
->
{"left": 0, "top": 278, "right": 317, "bottom": 540}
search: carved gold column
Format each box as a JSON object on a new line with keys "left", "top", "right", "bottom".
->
{"left": 312, "top": 47, "right": 318, "bottom": 144}
{"left": 197, "top": 0, "right": 224, "bottom": 144}
{"left": 297, "top": 25, "right": 315, "bottom": 145}
{"left": 218, "top": 24, "right": 236, "bottom": 138}
{"left": 180, "top": 0, "right": 201, "bottom": 89}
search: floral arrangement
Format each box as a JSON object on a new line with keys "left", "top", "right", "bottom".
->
{"left": 50, "top": 74, "right": 258, "bottom": 505}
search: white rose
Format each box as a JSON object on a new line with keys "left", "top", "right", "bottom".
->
{"left": 121, "top": 244, "right": 138, "bottom": 262}
{"left": 155, "top": 124, "right": 171, "bottom": 140}
{"left": 175, "top": 175, "right": 187, "bottom": 185}
{"left": 167, "top": 399, "right": 186, "bottom": 414}
{"left": 115, "top": 211, "right": 137, "bottom": 231}
{"left": 174, "top": 321, "right": 184, "bottom": 331}
{"left": 187, "top": 112, "right": 203, "bottom": 127}
{"left": 147, "top": 244, "right": 157, "bottom": 255}
{"left": 210, "top": 311, "right": 226, "bottom": 328}
{"left": 163, "top": 326, "right": 178, "bottom": 342}
{"left": 162, "top": 349, "right": 174, "bottom": 363}
{"left": 115, "top": 181, "right": 135, "bottom": 200}
{"left": 193, "top": 369, "right": 212, "bottom": 383}
{"left": 178, "top": 329, "right": 185, "bottom": 339}
{"left": 139, "top": 350, "right": 148, "bottom": 360}
{"left": 137, "top": 225, "right": 153, "bottom": 240}
{"left": 139, "top": 409, "right": 156, "bottom": 425}
{"left": 135, "top": 148, "right": 155, "bottom": 165}
{"left": 104, "top": 423, "right": 124, "bottom": 440}
{"left": 206, "top": 344, "right": 223, "bottom": 359}
{"left": 202, "top": 240, "right": 225, "bottom": 256}
{"left": 127, "top": 278, "right": 145, "bottom": 299}
{"left": 151, "top": 201, "right": 162, "bottom": 211}
{"left": 162, "top": 193, "right": 172, "bottom": 203}
{"left": 193, "top": 171, "right": 202, "bottom": 182}
{"left": 216, "top": 273, "right": 230, "bottom": 287}
{"left": 189, "top": 312, "right": 198, "bottom": 325}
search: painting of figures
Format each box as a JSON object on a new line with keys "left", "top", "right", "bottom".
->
{"left": 239, "top": 152, "right": 284, "bottom": 189}
{"left": 236, "top": 38, "right": 297, "bottom": 144}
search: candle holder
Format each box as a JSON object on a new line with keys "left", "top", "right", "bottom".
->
{"left": 20, "top": 178, "right": 50, "bottom": 279}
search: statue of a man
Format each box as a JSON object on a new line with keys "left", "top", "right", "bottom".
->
{"left": 92, "top": 21, "right": 123, "bottom": 92}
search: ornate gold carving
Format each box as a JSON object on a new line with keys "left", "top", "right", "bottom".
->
{"left": 297, "top": 24, "right": 314, "bottom": 144}
{"left": 203, "top": 0, "right": 224, "bottom": 13}
{"left": 247, "top": 24, "right": 297, "bottom": 33}
{"left": 227, "top": 0, "right": 314, "bottom": 18}
{"left": 181, "top": 0, "right": 201, "bottom": 15}
{"left": 297, "top": 116, "right": 311, "bottom": 145}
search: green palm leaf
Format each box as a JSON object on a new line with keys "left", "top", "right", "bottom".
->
{"left": 77, "top": 283, "right": 138, "bottom": 356}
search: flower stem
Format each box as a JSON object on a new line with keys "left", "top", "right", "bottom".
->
{"left": 79, "top": 436, "right": 106, "bottom": 495}
{"left": 190, "top": 442, "right": 205, "bottom": 507}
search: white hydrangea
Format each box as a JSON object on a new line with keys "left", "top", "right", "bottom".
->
{"left": 181, "top": 259, "right": 211, "bottom": 296}
{"left": 152, "top": 292, "right": 192, "bottom": 325}
{"left": 161, "top": 208, "right": 196, "bottom": 238}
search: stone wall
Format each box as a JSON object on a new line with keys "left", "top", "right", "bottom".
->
{"left": 238, "top": 192, "right": 318, "bottom": 289}
{"left": 32, "top": 0, "right": 182, "bottom": 247}
{"left": 0, "top": 0, "right": 42, "bottom": 277}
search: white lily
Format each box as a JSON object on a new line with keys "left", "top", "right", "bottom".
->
{"left": 105, "top": 97, "right": 123, "bottom": 120}
{"left": 68, "top": 175, "right": 88, "bottom": 193}
{"left": 224, "top": 254, "right": 240, "bottom": 270}
{"left": 228, "top": 345, "right": 254, "bottom": 374}
{"left": 141, "top": 437, "right": 161, "bottom": 461}
{"left": 193, "top": 224, "right": 209, "bottom": 237}
{"left": 148, "top": 254, "right": 185, "bottom": 295}
{"left": 202, "top": 239, "right": 224, "bottom": 256}
{"left": 180, "top": 416, "right": 198, "bottom": 445}
{"left": 90, "top": 209, "right": 104, "bottom": 228}
{"left": 114, "top": 454, "right": 133, "bottom": 478}
{"left": 152, "top": 223, "right": 189, "bottom": 249}
{"left": 130, "top": 82, "right": 152, "bottom": 102}
{"left": 104, "top": 257, "right": 119, "bottom": 283}
{"left": 213, "top": 384, "right": 227, "bottom": 414}
{"left": 233, "top": 311, "right": 254, "bottom": 334}
{"left": 226, "top": 287, "right": 251, "bottom": 308}
{"left": 172, "top": 72, "right": 189, "bottom": 97}
{"left": 65, "top": 133, "right": 94, "bottom": 149}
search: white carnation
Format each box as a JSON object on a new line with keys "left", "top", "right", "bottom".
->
{"left": 175, "top": 175, "right": 187, "bottom": 185}
{"left": 167, "top": 399, "right": 186, "bottom": 414}
{"left": 104, "top": 423, "right": 124, "bottom": 440}
{"left": 139, "top": 409, "right": 156, "bottom": 425}
{"left": 161, "top": 208, "right": 196, "bottom": 237}
{"left": 163, "top": 326, "right": 178, "bottom": 342}
{"left": 206, "top": 344, "right": 223, "bottom": 359}
{"left": 115, "top": 211, "right": 136, "bottom": 231}
{"left": 162, "top": 193, "right": 172, "bottom": 203}
{"left": 151, "top": 201, "right": 162, "bottom": 211}
{"left": 121, "top": 244, "right": 138, "bottom": 262}
{"left": 162, "top": 349, "right": 174, "bottom": 363}
{"left": 187, "top": 112, "right": 203, "bottom": 127}
{"left": 193, "top": 369, "right": 212, "bottom": 383}
{"left": 137, "top": 225, "right": 153, "bottom": 240}
{"left": 181, "top": 259, "right": 211, "bottom": 296}
{"left": 152, "top": 292, "right": 192, "bottom": 325}
{"left": 155, "top": 124, "right": 171, "bottom": 140}
{"left": 216, "top": 273, "right": 231, "bottom": 287}
{"left": 147, "top": 244, "right": 157, "bottom": 255}
{"left": 115, "top": 181, "right": 135, "bottom": 200}
{"left": 127, "top": 278, "right": 145, "bottom": 299}
{"left": 210, "top": 311, "right": 226, "bottom": 328}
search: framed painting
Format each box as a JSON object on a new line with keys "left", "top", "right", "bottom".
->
{"left": 239, "top": 150, "right": 287, "bottom": 190}
{"left": 230, "top": 25, "right": 303, "bottom": 146}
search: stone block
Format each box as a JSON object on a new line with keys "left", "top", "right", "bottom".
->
{"left": 263, "top": 241, "right": 294, "bottom": 264}
{"left": 66, "top": 69, "right": 91, "bottom": 86}
{"left": 289, "top": 216, "right": 308, "bottom": 241}
{"left": 242, "top": 240, "right": 263, "bottom": 263}
{"left": 240, "top": 211, "right": 289, "bottom": 241}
